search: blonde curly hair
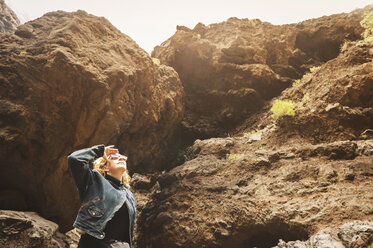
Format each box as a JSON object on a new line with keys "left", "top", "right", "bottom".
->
{"left": 93, "top": 157, "right": 131, "bottom": 189}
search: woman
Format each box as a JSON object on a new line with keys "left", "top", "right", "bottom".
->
{"left": 67, "top": 144, "right": 136, "bottom": 248}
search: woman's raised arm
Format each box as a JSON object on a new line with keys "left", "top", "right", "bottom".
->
{"left": 67, "top": 144, "right": 105, "bottom": 198}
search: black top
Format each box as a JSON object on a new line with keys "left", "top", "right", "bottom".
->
{"left": 104, "top": 175, "right": 130, "bottom": 244}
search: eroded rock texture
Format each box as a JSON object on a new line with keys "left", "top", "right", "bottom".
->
{"left": 0, "top": 10, "right": 183, "bottom": 231}
{"left": 152, "top": 6, "right": 371, "bottom": 141}
{"left": 137, "top": 20, "right": 373, "bottom": 248}
{"left": 0, "top": 210, "right": 73, "bottom": 247}
{"left": 275, "top": 221, "right": 373, "bottom": 248}
{"left": 0, "top": 0, "right": 20, "bottom": 33}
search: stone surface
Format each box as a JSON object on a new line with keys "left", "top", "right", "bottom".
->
{"left": 0, "top": 10, "right": 183, "bottom": 231}
{"left": 0, "top": 210, "right": 73, "bottom": 248}
{"left": 275, "top": 221, "right": 373, "bottom": 248}
{"left": 0, "top": 0, "right": 20, "bottom": 33}
{"left": 252, "top": 39, "right": 373, "bottom": 147}
{"left": 136, "top": 12, "right": 373, "bottom": 247}
{"left": 152, "top": 5, "right": 372, "bottom": 140}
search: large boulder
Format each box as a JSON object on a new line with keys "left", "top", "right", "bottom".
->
{"left": 0, "top": 210, "right": 75, "bottom": 247}
{"left": 0, "top": 0, "right": 20, "bottom": 33}
{"left": 152, "top": 5, "right": 371, "bottom": 140}
{"left": 0, "top": 10, "right": 183, "bottom": 231}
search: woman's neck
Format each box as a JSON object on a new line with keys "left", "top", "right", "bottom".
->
{"left": 107, "top": 171, "right": 123, "bottom": 181}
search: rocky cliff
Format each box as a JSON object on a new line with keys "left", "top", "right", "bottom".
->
{"left": 152, "top": 6, "right": 369, "bottom": 143}
{"left": 136, "top": 6, "right": 373, "bottom": 248}
{"left": 137, "top": 43, "right": 373, "bottom": 248}
{"left": 0, "top": 10, "right": 183, "bottom": 231}
{"left": 0, "top": 0, "right": 20, "bottom": 33}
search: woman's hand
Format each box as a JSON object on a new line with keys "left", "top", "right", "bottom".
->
{"left": 104, "top": 145, "right": 119, "bottom": 161}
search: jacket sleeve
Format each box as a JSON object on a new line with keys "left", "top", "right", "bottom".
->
{"left": 67, "top": 144, "right": 105, "bottom": 198}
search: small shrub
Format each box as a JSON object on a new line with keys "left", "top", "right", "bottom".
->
{"left": 197, "top": 34, "right": 201, "bottom": 39}
{"left": 292, "top": 66, "right": 320, "bottom": 87}
{"left": 271, "top": 100, "right": 295, "bottom": 118}
{"left": 248, "top": 19, "right": 259, "bottom": 25}
{"left": 361, "top": 11, "right": 373, "bottom": 42}
{"left": 340, "top": 40, "right": 350, "bottom": 52}
{"left": 152, "top": 57, "right": 160, "bottom": 65}
{"left": 228, "top": 153, "right": 244, "bottom": 163}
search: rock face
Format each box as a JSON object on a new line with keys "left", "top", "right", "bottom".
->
{"left": 249, "top": 39, "right": 373, "bottom": 146}
{"left": 0, "top": 0, "right": 20, "bottom": 33}
{"left": 0, "top": 210, "right": 74, "bottom": 247}
{"left": 137, "top": 31, "right": 373, "bottom": 248}
{"left": 152, "top": 6, "right": 371, "bottom": 141}
{"left": 0, "top": 10, "right": 183, "bottom": 231}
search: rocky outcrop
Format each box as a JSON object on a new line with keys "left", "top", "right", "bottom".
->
{"left": 152, "top": 5, "right": 372, "bottom": 141}
{"left": 0, "top": 210, "right": 75, "bottom": 247}
{"left": 245, "top": 39, "right": 373, "bottom": 146}
{"left": 0, "top": 10, "right": 183, "bottom": 231}
{"left": 137, "top": 137, "right": 373, "bottom": 247}
{"left": 0, "top": 0, "right": 20, "bottom": 33}
{"left": 137, "top": 28, "right": 373, "bottom": 248}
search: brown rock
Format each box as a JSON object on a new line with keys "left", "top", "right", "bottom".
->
{"left": 137, "top": 8, "right": 373, "bottom": 247}
{"left": 263, "top": 40, "right": 373, "bottom": 146}
{"left": 0, "top": 210, "right": 74, "bottom": 247}
{"left": 152, "top": 6, "right": 372, "bottom": 140}
{"left": 0, "top": 0, "right": 20, "bottom": 33}
{"left": 0, "top": 10, "right": 183, "bottom": 231}
{"left": 137, "top": 137, "right": 373, "bottom": 247}
{"left": 275, "top": 221, "right": 373, "bottom": 248}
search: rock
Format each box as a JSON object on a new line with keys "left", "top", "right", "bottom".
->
{"left": 275, "top": 221, "right": 373, "bottom": 248}
{"left": 258, "top": 38, "right": 373, "bottom": 147}
{"left": 0, "top": 210, "right": 74, "bottom": 248}
{"left": 136, "top": 136, "right": 372, "bottom": 247}
{"left": 0, "top": 10, "right": 183, "bottom": 231}
{"left": 0, "top": 0, "right": 20, "bottom": 33}
{"left": 131, "top": 173, "right": 153, "bottom": 190}
{"left": 152, "top": 5, "right": 371, "bottom": 139}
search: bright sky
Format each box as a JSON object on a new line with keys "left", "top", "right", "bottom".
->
{"left": 5, "top": 0, "right": 373, "bottom": 54}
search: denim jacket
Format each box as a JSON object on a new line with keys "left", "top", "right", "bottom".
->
{"left": 67, "top": 145, "right": 136, "bottom": 246}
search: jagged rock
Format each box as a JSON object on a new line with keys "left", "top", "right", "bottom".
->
{"left": 0, "top": 10, "right": 183, "bottom": 231}
{"left": 152, "top": 5, "right": 372, "bottom": 140}
{"left": 0, "top": 0, "right": 20, "bottom": 33}
{"left": 137, "top": 19, "right": 373, "bottom": 246}
{"left": 275, "top": 221, "right": 373, "bottom": 248}
{"left": 137, "top": 135, "right": 373, "bottom": 247}
{"left": 261, "top": 39, "right": 373, "bottom": 146}
{"left": 0, "top": 210, "right": 74, "bottom": 248}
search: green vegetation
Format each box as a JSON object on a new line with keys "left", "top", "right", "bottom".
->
{"left": 243, "top": 129, "right": 262, "bottom": 137}
{"left": 271, "top": 99, "right": 295, "bottom": 118}
{"left": 228, "top": 153, "right": 244, "bottom": 163}
{"left": 361, "top": 11, "right": 373, "bottom": 42}
{"left": 292, "top": 66, "right": 320, "bottom": 87}
{"left": 340, "top": 40, "right": 350, "bottom": 52}
{"left": 197, "top": 34, "right": 201, "bottom": 39}
{"left": 247, "top": 19, "right": 259, "bottom": 25}
{"left": 152, "top": 57, "right": 160, "bottom": 65}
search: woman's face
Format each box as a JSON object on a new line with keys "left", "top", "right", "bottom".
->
{"left": 106, "top": 153, "right": 127, "bottom": 175}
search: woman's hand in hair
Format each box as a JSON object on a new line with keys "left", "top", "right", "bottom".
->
{"left": 104, "top": 145, "right": 119, "bottom": 161}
